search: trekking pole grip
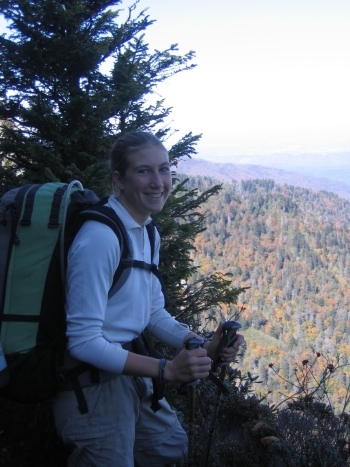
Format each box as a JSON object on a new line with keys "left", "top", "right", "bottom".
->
{"left": 212, "top": 320, "right": 242, "bottom": 371}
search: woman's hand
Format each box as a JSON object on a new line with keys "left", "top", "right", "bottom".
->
{"left": 204, "top": 321, "right": 245, "bottom": 362}
{"left": 164, "top": 346, "right": 211, "bottom": 383}
{"left": 164, "top": 322, "right": 245, "bottom": 382}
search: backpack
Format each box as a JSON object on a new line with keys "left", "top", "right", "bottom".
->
{"left": 0, "top": 180, "right": 164, "bottom": 409}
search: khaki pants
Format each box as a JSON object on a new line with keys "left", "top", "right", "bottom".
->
{"left": 53, "top": 375, "right": 187, "bottom": 467}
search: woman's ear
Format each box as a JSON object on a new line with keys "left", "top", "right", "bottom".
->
{"left": 113, "top": 171, "right": 124, "bottom": 192}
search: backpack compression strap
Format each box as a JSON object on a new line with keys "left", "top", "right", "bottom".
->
{"left": 19, "top": 184, "right": 68, "bottom": 228}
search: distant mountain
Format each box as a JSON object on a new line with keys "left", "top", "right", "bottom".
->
{"left": 215, "top": 151, "right": 350, "bottom": 164}
{"left": 202, "top": 152, "right": 350, "bottom": 184}
{"left": 176, "top": 158, "right": 350, "bottom": 200}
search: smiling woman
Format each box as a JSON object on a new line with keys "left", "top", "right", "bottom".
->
{"left": 112, "top": 141, "right": 172, "bottom": 225}
{"left": 52, "top": 129, "right": 246, "bottom": 466}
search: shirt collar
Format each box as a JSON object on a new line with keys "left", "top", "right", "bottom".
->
{"left": 107, "top": 195, "right": 152, "bottom": 229}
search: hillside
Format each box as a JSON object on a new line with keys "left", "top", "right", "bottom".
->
{"left": 179, "top": 175, "right": 350, "bottom": 410}
{"left": 176, "top": 158, "right": 350, "bottom": 200}
{"left": 207, "top": 151, "right": 350, "bottom": 185}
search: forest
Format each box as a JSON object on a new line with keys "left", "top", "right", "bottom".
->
{"left": 182, "top": 175, "right": 350, "bottom": 413}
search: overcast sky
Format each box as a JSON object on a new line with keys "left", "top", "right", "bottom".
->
{"left": 1, "top": 1, "right": 349, "bottom": 162}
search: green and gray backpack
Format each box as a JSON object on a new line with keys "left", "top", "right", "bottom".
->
{"left": 0, "top": 180, "right": 164, "bottom": 410}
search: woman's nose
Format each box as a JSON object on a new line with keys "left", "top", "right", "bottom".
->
{"left": 150, "top": 171, "right": 163, "bottom": 187}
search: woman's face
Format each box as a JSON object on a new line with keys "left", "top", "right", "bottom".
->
{"left": 113, "top": 144, "right": 172, "bottom": 225}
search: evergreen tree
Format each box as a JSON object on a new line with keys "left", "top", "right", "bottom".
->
{"left": 0, "top": 0, "right": 243, "bottom": 325}
{"left": 0, "top": 0, "right": 196, "bottom": 194}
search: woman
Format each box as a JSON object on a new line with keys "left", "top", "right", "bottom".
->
{"left": 54, "top": 131, "right": 244, "bottom": 466}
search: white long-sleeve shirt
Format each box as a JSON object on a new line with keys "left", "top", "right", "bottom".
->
{"left": 65, "top": 195, "right": 190, "bottom": 374}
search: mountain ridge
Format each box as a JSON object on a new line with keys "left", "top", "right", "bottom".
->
{"left": 176, "top": 158, "right": 350, "bottom": 200}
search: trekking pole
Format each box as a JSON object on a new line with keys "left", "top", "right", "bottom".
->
{"left": 204, "top": 321, "right": 242, "bottom": 467}
{"left": 182, "top": 336, "right": 205, "bottom": 467}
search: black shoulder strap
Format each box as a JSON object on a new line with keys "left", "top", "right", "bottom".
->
{"left": 76, "top": 205, "right": 129, "bottom": 254}
{"left": 146, "top": 221, "right": 156, "bottom": 261}
{"left": 75, "top": 205, "right": 130, "bottom": 290}
{"left": 146, "top": 221, "right": 169, "bottom": 308}
{"left": 76, "top": 205, "right": 168, "bottom": 306}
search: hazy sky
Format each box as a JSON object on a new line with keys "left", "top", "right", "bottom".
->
{"left": 136, "top": 0, "right": 350, "bottom": 159}
{"left": 1, "top": 1, "right": 349, "bottom": 160}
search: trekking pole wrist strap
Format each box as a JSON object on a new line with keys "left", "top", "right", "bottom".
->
{"left": 158, "top": 358, "right": 167, "bottom": 384}
{"left": 151, "top": 359, "right": 167, "bottom": 413}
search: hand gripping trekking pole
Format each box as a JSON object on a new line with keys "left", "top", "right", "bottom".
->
{"left": 204, "top": 321, "right": 242, "bottom": 467}
{"left": 183, "top": 336, "right": 205, "bottom": 467}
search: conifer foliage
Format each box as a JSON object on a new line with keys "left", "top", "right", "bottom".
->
{"left": 0, "top": 0, "right": 242, "bottom": 321}
{"left": 154, "top": 176, "right": 243, "bottom": 326}
{"left": 0, "top": 0, "right": 196, "bottom": 193}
